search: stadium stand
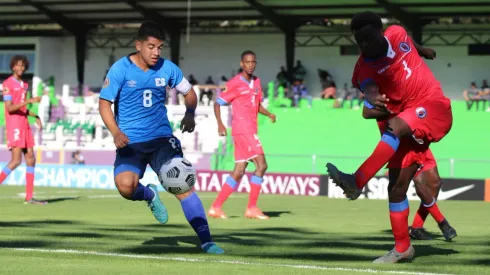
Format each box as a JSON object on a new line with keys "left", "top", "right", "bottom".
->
{"left": 1, "top": 80, "right": 489, "bottom": 179}
{"left": 213, "top": 95, "right": 490, "bottom": 180}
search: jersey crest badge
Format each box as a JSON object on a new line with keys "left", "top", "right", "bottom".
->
{"left": 415, "top": 107, "right": 427, "bottom": 119}
{"left": 399, "top": 42, "right": 411, "bottom": 53}
{"left": 103, "top": 78, "right": 109, "bottom": 88}
{"left": 155, "top": 78, "right": 166, "bottom": 87}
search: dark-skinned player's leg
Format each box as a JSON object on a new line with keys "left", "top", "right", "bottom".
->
{"left": 411, "top": 166, "right": 457, "bottom": 241}
{"left": 0, "top": 147, "right": 23, "bottom": 184}
{"left": 209, "top": 161, "right": 248, "bottom": 219}
{"left": 327, "top": 116, "right": 413, "bottom": 200}
{"left": 23, "top": 147, "right": 47, "bottom": 204}
{"left": 246, "top": 155, "right": 269, "bottom": 219}
{"left": 373, "top": 164, "right": 418, "bottom": 264}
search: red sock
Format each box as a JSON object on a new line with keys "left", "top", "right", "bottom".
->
{"left": 248, "top": 175, "right": 264, "bottom": 208}
{"left": 425, "top": 199, "right": 445, "bottom": 223}
{"left": 25, "top": 166, "right": 35, "bottom": 201}
{"left": 0, "top": 167, "right": 12, "bottom": 184}
{"left": 411, "top": 203, "right": 429, "bottom": 228}
{"left": 354, "top": 133, "right": 399, "bottom": 189}
{"left": 389, "top": 198, "right": 411, "bottom": 253}
{"left": 212, "top": 176, "right": 236, "bottom": 208}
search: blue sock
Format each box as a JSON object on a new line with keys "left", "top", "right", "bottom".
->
{"left": 2, "top": 167, "right": 12, "bottom": 175}
{"left": 181, "top": 192, "right": 212, "bottom": 246}
{"left": 131, "top": 183, "right": 155, "bottom": 202}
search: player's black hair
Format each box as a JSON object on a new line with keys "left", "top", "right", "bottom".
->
{"left": 137, "top": 21, "right": 165, "bottom": 41}
{"left": 241, "top": 50, "right": 256, "bottom": 60}
{"left": 10, "top": 55, "right": 30, "bottom": 71}
{"left": 350, "top": 11, "right": 383, "bottom": 32}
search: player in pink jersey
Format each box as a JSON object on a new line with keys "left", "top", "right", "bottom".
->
{"left": 1, "top": 55, "right": 46, "bottom": 205}
{"left": 209, "top": 50, "right": 276, "bottom": 220}
{"left": 327, "top": 12, "right": 454, "bottom": 263}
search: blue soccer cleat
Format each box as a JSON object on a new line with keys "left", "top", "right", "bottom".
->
{"left": 202, "top": 242, "right": 225, "bottom": 254}
{"left": 147, "top": 184, "right": 169, "bottom": 224}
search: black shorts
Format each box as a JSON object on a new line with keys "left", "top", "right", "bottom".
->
{"left": 114, "top": 136, "right": 183, "bottom": 179}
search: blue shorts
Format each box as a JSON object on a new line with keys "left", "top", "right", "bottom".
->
{"left": 114, "top": 136, "right": 183, "bottom": 178}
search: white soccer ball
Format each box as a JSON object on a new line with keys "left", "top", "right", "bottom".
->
{"left": 158, "top": 157, "right": 196, "bottom": 195}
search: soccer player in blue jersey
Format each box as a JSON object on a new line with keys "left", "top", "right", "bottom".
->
{"left": 98, "top": 21, "right": 223, "bottom": 254}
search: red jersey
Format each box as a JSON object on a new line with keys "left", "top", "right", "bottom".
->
{"left": 2, "top": 76, "right": 29, "bottom": 130}
{"left": 218, "top": 74, "right": 263, "bottom": 136}
{"left": 352, "top": 25, "right": 446, "bottom": 114}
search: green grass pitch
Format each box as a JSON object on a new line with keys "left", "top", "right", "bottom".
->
{"left": 0, "top": 186, "right": 489, "bottom": 275}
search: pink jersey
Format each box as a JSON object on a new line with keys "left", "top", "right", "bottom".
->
{"left": 217, "top": 74, "right": 263, "bottom": 136}
{"left": 2, "top": 76, "right": 29, "bottom": 130}
{"left": 352, "top": 25, "right": 446, "bottom": 114}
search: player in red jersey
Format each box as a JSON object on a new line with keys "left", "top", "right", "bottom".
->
{"left": 0, "top": 55, "right": 46, "bottom": 205}
{"left": 327, "top": 12, "right": 454, "bottom": 263}
{"left": 209, "top": 50, "right": 276, "bottom": 220}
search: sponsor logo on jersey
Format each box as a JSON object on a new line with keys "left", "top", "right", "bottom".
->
{"left": 399, "top": 42, "right": 411, "bottom": 53}
{"left": 416, "top": 107, "right": 427, "bottom": 119}
{"left": 127, "top": 80, "right": 137, "bottom": 88}
{"left": 155, "top": 78, "right": 166, "bottom": 87}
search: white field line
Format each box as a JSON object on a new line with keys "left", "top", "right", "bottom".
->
{"left": 4, "top": 248, "right": 456, "bottom": 275}
{"left": 0, "top": 193, "right": 246, "bottom": 200}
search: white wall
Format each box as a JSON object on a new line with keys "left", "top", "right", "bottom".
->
{"left": 2, "top": 35, "right": 488, "bottom": 99}
{"left": 179, "top": 34, "right": 285, "bottom": 88}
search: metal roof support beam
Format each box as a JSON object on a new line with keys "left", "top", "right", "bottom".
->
{"left": 376, "top": 0, "right": 431, "bottom": 44}
{"left": 18, "top": 0, "right": 86, "bottom": 35}
{"left": 285, "top": 28, "right": 296, "bottom": 83}
{"left": 125, "top": 1, "right": 181, "bottom": 35}
{"left": 169, "top": 30, "right": 181, "bottom": 66}
{"left": 75, "top": 31, "right": 87, "bottom": 97}
{"left": 243, "top": 0, "right": 299, "bottom": 32}
{"left": 19, "top": 0, "right": 93, "bottom": 94}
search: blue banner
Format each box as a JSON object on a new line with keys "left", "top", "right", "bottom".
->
{"left": 0, "top": 163, "right": 166, "bottom": 191}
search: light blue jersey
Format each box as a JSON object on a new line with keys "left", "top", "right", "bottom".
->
{"left": 100, "top": 54, "right": 191, "bottom": 144}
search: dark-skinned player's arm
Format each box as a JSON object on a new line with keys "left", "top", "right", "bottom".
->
{"left": 361, "top": 79, "right": 392, "bottom": 115}
{"left": 214, "top": 84, "right": 238, "bottom": 137}
{"left": 3, "top": 87, "right": 41, "bottom": 114}
{"left": 26, "top": 109, "right": 43, "bottom": 130}
{"left": 259, "top": 103, "right": 276, "bottom": 123}
{"left": 98, "top": 66, "right": 129, "bottom": 148}
{"left": 412, "top": 40, "right": 436, "bottom": 60}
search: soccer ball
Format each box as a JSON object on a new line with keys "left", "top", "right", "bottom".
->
{"left": 158, "top": 157, "right": 196, "bottom": 195}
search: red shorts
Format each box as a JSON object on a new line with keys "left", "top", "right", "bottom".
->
{"left": 377, "top": 120, "right": 437, "bottom": 176}
{"left": 6, "top": 126, "right": 35, "bottom": 149}
{"left": 397, "top": 97, "right": 453, "bottom": 144}
{"left": 233, "top": 134, "right": 264, "bottom": 162}
{"left": 387, "top": 137, "right": 437, "bottom": 177}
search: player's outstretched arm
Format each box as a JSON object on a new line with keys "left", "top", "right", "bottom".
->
{"left": 362, "top": 105, "right": 390, "bottom": 120}
{"left": 259, "top": 103, "right": 276, "bottom": 123}
{"left": 3, "top": 93, "right": 40, "bottom": 114}
{"left": 214, "top": 101, "right": 227, "bottom": 136}
{"left": 180, "top": 88, "right": 197, "bottom": 133}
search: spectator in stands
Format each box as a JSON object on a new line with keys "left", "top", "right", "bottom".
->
{"left": 71, "top": 150, "right": 85, "bottom": 165}
{"left": 199, "top": 76, "right": 214, "bottom": 105}
{"left": 291, "top": 80, "right": 312, "bottom": 108}
{"left": 333, "top": 83, "right": 362, "bottom": 109}
{"left": 482, "top": 79, "right": 489, "bottom": 90}
{"left": 463, "top": 82, "right": 483, "bottom": 110}
{"left": 321, "top": 80, "right": 337, "bottom": 99}
{"left": 293, "top": 60, "right": 306, "bottom": 83}
{"left": 188, "top": 74, "right": 198, "bottom": 86}
{"left": 276, "top": 66, "right": 288, "bottom": 91}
